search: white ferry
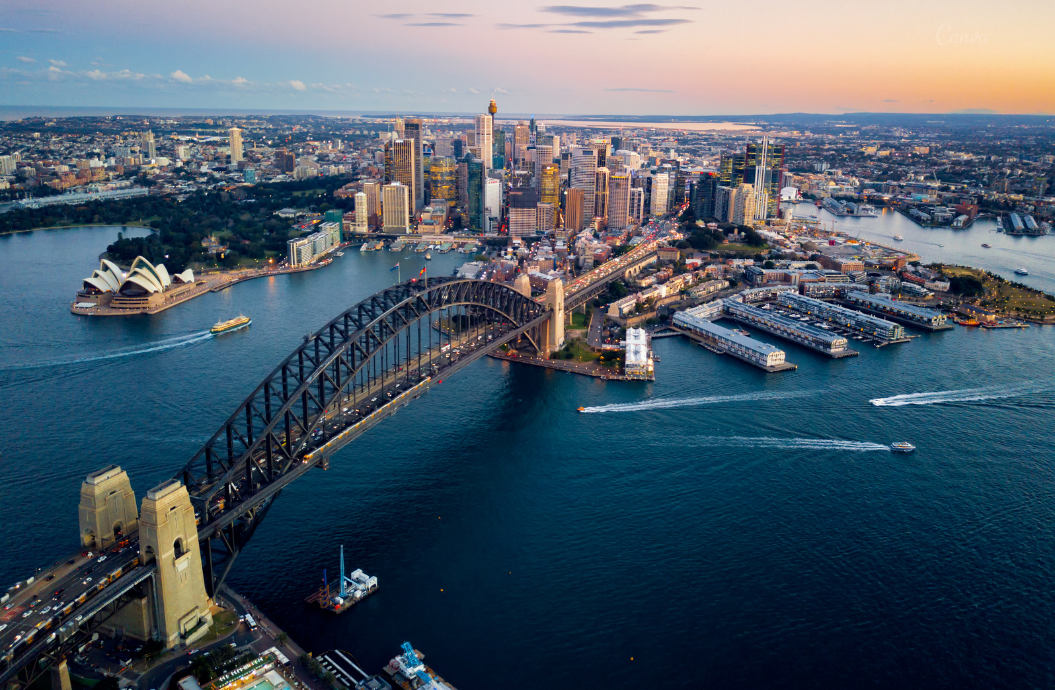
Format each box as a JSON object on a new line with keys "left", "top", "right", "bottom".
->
{"left": 890, "top": 442, "right": 916, "bottom": 453}
{"left": 1014, "top": 267, "right": 1029, "bottom": 276}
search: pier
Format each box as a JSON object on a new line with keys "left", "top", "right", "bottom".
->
{"left": 723, "top": 301, "right": 859, "bottom": 358}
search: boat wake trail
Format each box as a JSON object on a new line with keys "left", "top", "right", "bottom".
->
{"left": 0, "top": 331, "right": 214, "bottom": 371}
{"left": 687, "top": 436, "right": 890, "bottom": 452}
{"left": 581, "top": 389, "right": 817, "bottom": 413}
{"left": 869, "top": 381, "right": 1050, "bottom": 407}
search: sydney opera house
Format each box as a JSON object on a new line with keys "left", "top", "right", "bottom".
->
{"left": 77, "top": 256, "right": 196, "bottom": 310}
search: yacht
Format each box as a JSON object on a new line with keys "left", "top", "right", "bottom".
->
{"left": 981, "top": 243, "right": 991, "bottom": 248}
{"left": 939, "top": 244, "right": 945, "bottom": 247}
{"left": 890, "top": 442, "right": 916, "bottom": 453}
{"left": 1014, "top": 267, "right": 1029, "bottom": 276}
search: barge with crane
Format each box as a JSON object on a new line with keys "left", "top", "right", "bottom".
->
{"left": 305, "top": 545, "right": 379, "bottom": 614}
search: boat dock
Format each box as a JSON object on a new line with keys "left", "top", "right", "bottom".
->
{"left": 665, "top": 324, "right": 798, "bottom": 372}
{"left": 843, "top": 292, "right": 953, "bottom": 331}
{"left": 723, "top": 301, "right": 859, "bottom": 358}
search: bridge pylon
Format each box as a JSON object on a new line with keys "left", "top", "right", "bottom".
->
{"left": 49, "top": 659, "right": 71, "bottom": 690}
{"left": 139, "top": 480, "right": 212, "bottom": 648}
{"left": 77, "top": 465, "right": 138, "bottom": 549}
{"left": 542, "top": 278, "right": 565, "bottom": 356}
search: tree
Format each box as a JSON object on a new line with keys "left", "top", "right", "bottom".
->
{"left": 763, "top": 260, "right": 776, "bottom": 269}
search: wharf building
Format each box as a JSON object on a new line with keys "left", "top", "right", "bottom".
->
{"left": 623, "top": 328, "right": 655, "bottom": 380}
{"left": 778, "top": 292, "right": 905, "bottom": 341}
{"left": 845, "top": 292, "right": 950, "bottom": 330}
{"left": 723, "top": 301, "right": 854, "bottom": 357}
{"left": 673, "top": 307, "right": 791, "bottom": 371}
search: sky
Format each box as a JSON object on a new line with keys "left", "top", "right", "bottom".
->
{"left": 1, "top": 0, "right": 1053, "bottom": 116}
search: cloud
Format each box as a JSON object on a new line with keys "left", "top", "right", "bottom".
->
{"left": 635, "top": 29, "right": 666, "bottom": 33}
{"left": 494, "top": 87, "right": 510, "bottom": 94}
{"left": 428, "top": 12, "right": 474, "bottom": 17}
{"left": 16, "top": 56, "right": 36, "bottom": 63}
{"left": 571, "top": 17, "right": 691, "bottom": 28}
{"left": 468, "top": 87, "right": 481, "bottom": 94}
{"left": 29, "top": 28, "right": 62, "bottom": 33}
{"left": 86, "top": 69, "right": 106, "bottom": 80}
{"left": 289, "top": 80, "right": 306, "bottom": 91}
{"left": 170, "top": 69, "right": 192, "bottom": 83}
{"left": 232, "top": 76, "right": 248, "bottom": 85}
{"left": 605, "top": 87, "right": 674, "bottom": 92}
{"left": 883, "top": 99, "right": 898, "bottom": 103}
{"left": 47, "top": 65, "right": 62, "bottom": 80}
{"left": 379, "top": 13, "right": 412, "bottom": 18}
{"left": 406, "top": 21, "right": 462, "bottom": 26}
{"left": 48, "top": 59, "right": 66, "bottom": 67}
{"left": 541, "top": 4, "right": 698, "bottom": 17}
{"left": 950, "top": 108, "right": 999, "bottom": 115}
{"left": 549, "top": 28, "right": 592, "bottom": 33}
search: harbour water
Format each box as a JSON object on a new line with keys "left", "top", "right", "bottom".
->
{"left": 1, "top": 224, "right": 1054, "bottom": 688}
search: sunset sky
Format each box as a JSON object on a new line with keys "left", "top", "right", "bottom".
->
{"left": 2, "top": 0, "right": 1053, "bottom": 115}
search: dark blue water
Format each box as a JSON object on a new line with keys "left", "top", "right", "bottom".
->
{"left": 2, "top": 225, "right": 1055, "bottom": 689}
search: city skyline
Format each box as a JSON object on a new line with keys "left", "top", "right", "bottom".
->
{"left": 2, "top": 0, "right": 1053, "bottom": 115}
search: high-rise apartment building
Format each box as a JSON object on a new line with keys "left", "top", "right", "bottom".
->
{"left": 732, "top": 183, "right": 757, "bottom": 225}
{"left": 382, "top": 183, "right": 410, "bottom": 233}
{"left": 403, "top": 119, "right": 424, "bottom": 210}
{"left": 474, "top": 114, "right": 493, "bottom": 172}
{"left": 629, "top": 187, "right": 645, "bottom": 224}
{"left": 484, "top": 178, "right": 502, "bottom": 232}
{"left": 565, "top": 188, "right": 585, "bottom": 233}
{"left": 140, "top": 131, "right": 156, "bottom": 160}
{"left": 385, "top": 139, "right": 416, "bottom": 206}
{"left": 276, "top": 149, "right": 295, "bottom": 173}
{"left": 745, "top": 137, "right": 785, "bottom": 219}
{"left": 692, "top": 172, "right": 720, "bottom": 219}
{"left": 429, "top": 156, "right": 457, "bottom": 209}
{"left": 608, "top": 174, "right": 632, "bottom": 230}
{"left": 715, "top": 186, "right": 736, "bottom": 223}
{"left": 353, "top": 192, "right": 369, "bottom": 233}
{"left": 539, "top": 163, "right": 561, "bottom": 227}
{"left": 594, "top": 167, "right": 610, "bottom": 221}
{"left": 228, "top": 127, "right": 243, "bottom": 165}
{"left": 363, "top": 180, "right": 382, "bottom": 229}
{"left": 570, "top": 147, "right": 598, "bottom": 228}
{"left": 650, "top": 172, "right": 669, "bottom": 217}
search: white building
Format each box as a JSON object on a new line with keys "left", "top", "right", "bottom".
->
{"left": 382, "top": 183, "right": 411, "bottom": 233}
{"left": 474, "top": 114, "right": 493, "bottom": 171}
{"left": 484, "top": 178, "right": 502, "bottom": 230}
{"left": 623, "top": 328, "right": 654, "bottom": 380}
{"left": 650, "top": 172, "right": 669, "bottom": 217}
{"left": 353, "top": 192, "right": 369, "bottom": 234}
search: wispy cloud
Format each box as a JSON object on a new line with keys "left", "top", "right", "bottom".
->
{"left": 16, "top": 56, "right": 36, "bottom": 63}
{"left": 572, "top": 17, "right": 691, "bottom": 28}
{"left": 635, "top": 29, "right": 666, "bottom": 33}
{"left": 170, "top": 69, "right": 192, "bottom": 83}
{"left": 428, "top": 13, "right": 474, "bottom": 17}
{"left": 378, "top": 13, "right": 412, "bottom": 18}
{"left": 406, "top": 22, "right": 463, "bottom": 26}
{"left": 549, "top": 28, "right": 592, "bottom": 33}
{"left": 48, "top": 59, "right": 66, "bottom": 67}
{"left": 605, "top": 87, "right": 674, "bottom": 92}
{"left": 233, "top": 76, "right": 249, "bottom": 85}
{"left": 542, "top": 4, "right": 697, "bottom": 17}
{"left": 289, "top": 80, "right": 306, "bottom": 91}
{"left": 883, "top": 99, "right": 898, "bottom": 103}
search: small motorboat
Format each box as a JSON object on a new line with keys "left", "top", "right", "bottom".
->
{"left": 576, "top": 406, "right": 586, "bottom": 413}
{"left": 891, "top": 442, "right": 916, "bottom": 453}
{"left": 1014, "top": 267, "right": 1029, "bottom": 276}
{"left": 981, "top": 243, "right": 991, "bottom": 248}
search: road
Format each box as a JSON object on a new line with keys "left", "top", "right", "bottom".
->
{"left": 587, "top": 307, "right": 604, "bottom": 348}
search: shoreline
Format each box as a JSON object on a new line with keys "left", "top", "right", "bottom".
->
{"left": 0, "top": 222, "right": 153, "bottom": 236}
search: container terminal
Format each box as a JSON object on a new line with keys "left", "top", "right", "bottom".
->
{"left": 843, "top": 292, "right": 953, "bottom": 331}
{"left": 671, "top": 306, "right": 797, "bottom": 373}
{"left": 304, "top": 545, "right": 378, "bottom": 614}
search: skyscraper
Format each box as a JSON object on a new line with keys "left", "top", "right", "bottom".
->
{"left": 732, "top": 183, "right": 757, "bottom": 225}
{"left": 484, "top": 178, "right": 502, "bottom": 232}
{"left": 140, "top": 131, "right": 156, "bottom": 160}
{"left": 429, "top": 156, "right": 457, "bottom": 209}
{"left": 508, "top": 188, "right": 539, "bottom": 238}
{"left": 745, "top": 137, "right": 785, "bottom": 219}
{"left": 564, "top": 188, "right": 585, "bottom": 233}
{"left": 363, "top": 180, "right": 382, "bottom": 229}
{"left": 570, "top": 147, "right": 598, "bottom": 228}
{"left": 403, "top": 118, "right": 424, "bottom": 210}
{"left": 594, "top": 167, "right": 610, "bottom": 221}
{"left": 382, "top": 183, "right": 410, "bottom": 233}
{"left": 467, "top": 158, "right": 485, "bottom": 231}
{"left": 474, "top": 114, "right": 493, "bottom": 172}
{"left": 715, "top": 186, "right": 736, "bottom": 223}
{"left": 539, "top": 163, "right": 561, "bottom": 225}
{"left": 534, "top": 144, "right": 554, "bottom": 184}
{"left": 276, "top": 149, "right": 295, "bottom": 173}
{"left": 353, "top": 192, "right": 369, "bottom": 234}
{"left": 629, "top": 187, "right": 645, "bottom": 224}
{"left": 514, "top": 123, "right": 530, "bottom": 166}
{"left": 692, "top": 172, "right": 720, "bottom": 219}
{"left": 650, "top": 172, "right": 669, "bottom": 217}
{"left": 608, "top": 173, "right": 632, "bottom": 230}
{"left": 385, "top": 139, "right": 416, "bottom": 206}
{"left": 228, "top": 127, "right": 243, "bottom": 165}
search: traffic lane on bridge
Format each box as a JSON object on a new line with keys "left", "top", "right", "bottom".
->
{"left": 1, "top": 538, "right": 141, "bottom": 656}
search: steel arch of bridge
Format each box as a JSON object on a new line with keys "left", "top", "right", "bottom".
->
{"left": 178, "top": 277, "right": 548, "bottom": 595}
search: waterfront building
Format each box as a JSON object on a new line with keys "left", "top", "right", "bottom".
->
{"left": 229, "top": 127, "right": 243, "bottom": 165}
{"left": 570, "top": 147, "right": 598, "bottom": 228}
{"left": 429, "top": 156, "right": 457, "bottom": 209}
{"left": 845, "top": 292, "right": 948, "bottom": 328}
{"left": 623, "top": 328, "right": 654, "bottom": 380}
{"left": 779, "top": 292, "right": 905, "bottom": 340}
{"left": 362, "top": 180, "right": 382, "bottom": 229}
{"left": 403, "top": 118, "right": 424, "bottom": 209}
{"left": 608, "top": 173, "right": 632, "bottom": 230}
{"left": 673, "top": 310, "right": 787, "bottom": 369}
{"left": 724, "top": 301, "right": 849, "bottom": 355}
{"left": 354, "top": 192, "right": 369, "bottom": 233}
{"left": 382, "top": 182, "right": 411, "bottom": 233}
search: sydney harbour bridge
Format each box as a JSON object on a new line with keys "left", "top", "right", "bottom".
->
{"left": 0, "top": 242, "right": 658, "bottom": 689}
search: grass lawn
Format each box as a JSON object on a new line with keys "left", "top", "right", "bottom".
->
{"left": 942, "top": 265, "right": 1055, "bottom": 317}
{"left": 195, "top": 610, "right": 239, "bottom": 646}
{"left": 721, "top": 243, "right": 769, "bottom": 255}
{"left": 568, "top": 309, "right": 591, "bottom": 329}
{"left": 551, "top": 337, "right": 599, "bottom": 362}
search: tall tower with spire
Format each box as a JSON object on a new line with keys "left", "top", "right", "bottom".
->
{"left": 488, "top": 99, "right": 499, "bottom": 164}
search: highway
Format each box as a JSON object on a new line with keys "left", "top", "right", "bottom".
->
{"left": 1, "top": 537, "right": 141, "bottom": 663}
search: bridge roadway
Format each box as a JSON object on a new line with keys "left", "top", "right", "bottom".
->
{"left": 1, "top": 258, "right": 660, "bottom": 684}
